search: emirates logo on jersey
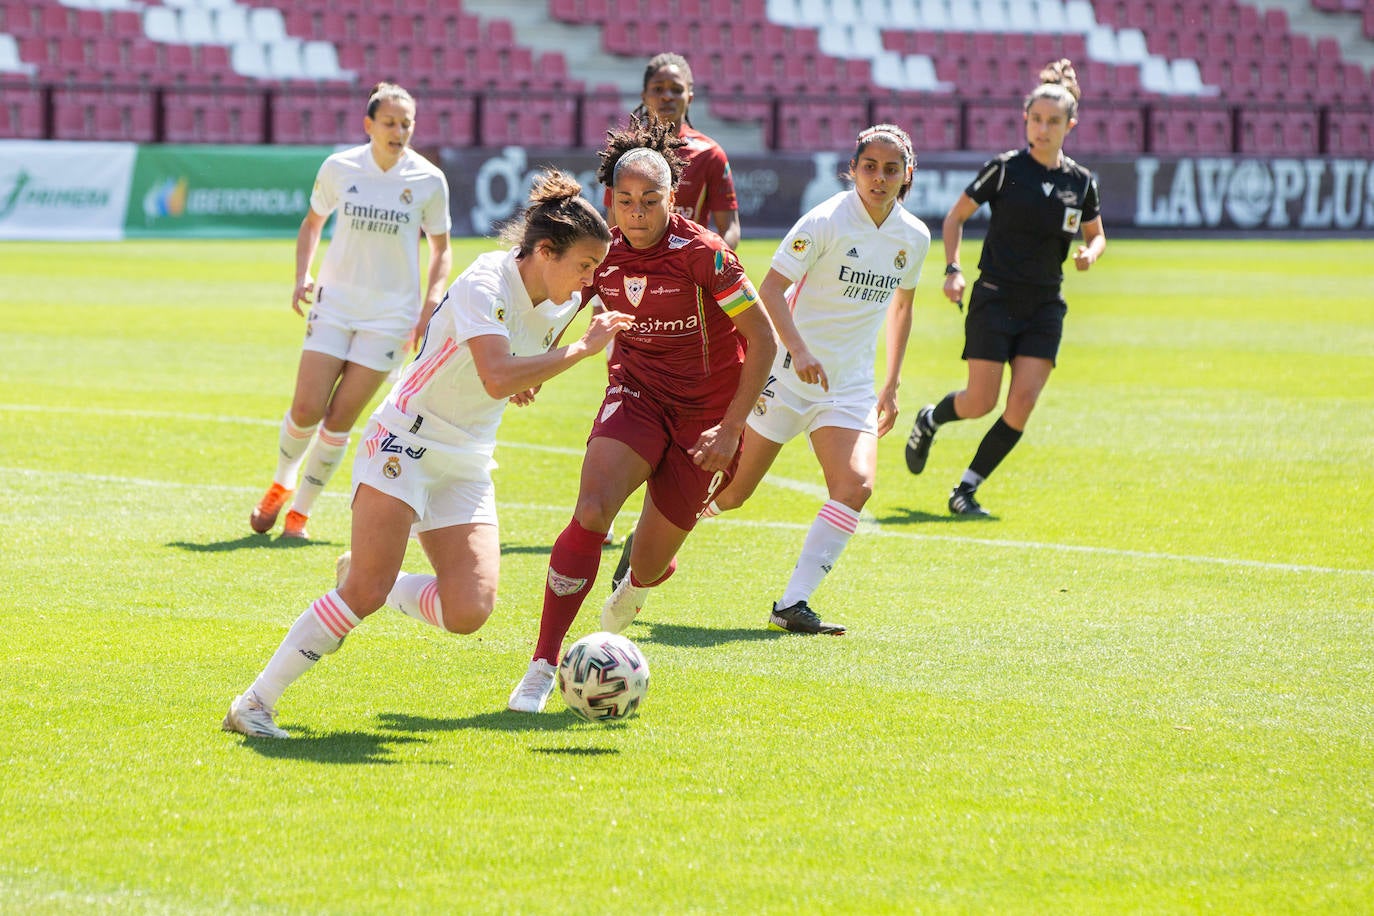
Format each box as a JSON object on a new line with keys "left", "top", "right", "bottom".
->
{"left": 624, "top": 276, "right": 647, "bottom": 308}
{"left": 400, "top": 188, "right": 413, "bottom": 205}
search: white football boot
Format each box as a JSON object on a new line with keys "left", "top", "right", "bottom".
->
{"left": 222, "top": 691, "right": 289, "bottom": 739}
{"left": 600, "top": 577, "right": 646, "bottom": 634}
{"left": 507, "top": 659, "right": 557, "bottom": 713}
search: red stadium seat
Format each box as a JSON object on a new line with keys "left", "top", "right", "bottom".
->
{"left": 580, "top": 84, "right": 626, "bottom": 147}
{"left": 872, "top": 99, "right": 961, "bottom": 151}
{"left": 0, "top": 84, "right": 45, "bottom": 139}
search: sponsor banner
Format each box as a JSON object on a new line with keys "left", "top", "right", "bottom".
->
{"left": 0, "top": 141, "right": 136, "bottom": 240}
{"left": 1128, "top": 156, "right": 1374, "bottom": 231}
{"left": 125, "top": 144, "right": 332, "bottom": 238}
{"left": 442, "top": 146, "right": 1374, "bottom": 237}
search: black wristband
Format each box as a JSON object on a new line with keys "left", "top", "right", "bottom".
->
{"left": 944, "top": 263, "right": 961, "bottom": 276}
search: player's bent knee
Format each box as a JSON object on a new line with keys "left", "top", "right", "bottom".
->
{"left": 832, "top": 481, "right": 873, "bottom": 510}
{"left": 442, "top": 604, "right": 493, "bottom": 635}
{"left": 337, "top": 581, "right": 389, "bottom": 617}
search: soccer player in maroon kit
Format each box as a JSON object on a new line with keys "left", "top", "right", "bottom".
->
{"left": 603, "top": 52, "right": 740, "bottom": 249}
{"left": 508, "top": 117, "right": 777, "bottom": 713}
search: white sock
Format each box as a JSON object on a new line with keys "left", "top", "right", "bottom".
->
{"left": 960, "top": 470, "right": 985, "bottom": 489}
{"left": 273, "top": 412, "right": 318, "bottom": 488}
{"left": 248, "top": 590, "right": 360, "bottom": 707}
{"left": 290, "top": 427, "right": 350, "bottom": 516}
{"left": 779, "top": 500, "right": 860, "bottom": 608}
{"left": 388, "top": 572, "right": 448, "bottom": 631}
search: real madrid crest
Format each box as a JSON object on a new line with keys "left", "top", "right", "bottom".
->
{"left": 400, "top": 188, "right": 413, "bottom": 205}
{"left": 894, "top": 249, "right": 907, "bottom": 270}
{"left": 383, "top": 456, "right": 402, "bottom": 479}
{"left": 624, "top": 276, "right": 647, "bottom": 308}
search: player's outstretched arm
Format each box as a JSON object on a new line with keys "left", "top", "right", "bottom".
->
{"left": 469, "top": 311, "right": 634, "bottom": 401}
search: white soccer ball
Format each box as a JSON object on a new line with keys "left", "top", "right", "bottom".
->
{"left": 557, "top": 631, "right": 650, "bottom": 722}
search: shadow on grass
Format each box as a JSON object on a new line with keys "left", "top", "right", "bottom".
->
{"left": 498, "top": 543, "right": 554, "bottom": 557}
{"left": 877, "top": 506, "right": 1000, "bottom": 525}
{"left": 376, "top": 710, "right": 583, "bottom": 735}
{"left": 377, "top": 710, "right": 628, "bottom": 755}
{"left": 635, "top": 621, "right": 780, "bottom": 648}
{"left": 228, "top": 726, "right": 423, "bottom": 764}
{"left": 530, "top": 747, "right": 619, "bottom": 756}
{"left": 169, "top": 535, "right": 339, "bottom": 553}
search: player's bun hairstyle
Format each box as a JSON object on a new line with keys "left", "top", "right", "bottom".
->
{"left": 1026, "top": 59, "right": 1080, "bottom": 120}
{"left": 501, "top": 168, "right": 610, "bottom": 257}
{"left": 852, "top": 123, "right": 917, "bottom": 200}
{"left": 367, "top": 82, "right": 415, "bottom": 119}
{"left": 631, "top": 52, "right": 695, "bottom": 126}
{"left": 596, "top": 113, "right": 687, "bottom": 190}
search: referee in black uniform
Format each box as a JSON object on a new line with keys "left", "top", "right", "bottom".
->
{"left": 905, "top": 59, "right": 1106, "bottom": 517}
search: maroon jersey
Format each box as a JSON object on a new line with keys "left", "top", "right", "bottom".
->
{"left": 587, "top": 214, "right": 759, "bottom": 418}
{"left": 603, "top": 125, "right": 738, "bottom": 228}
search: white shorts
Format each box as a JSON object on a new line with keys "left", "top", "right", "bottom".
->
{"left": 351, "top": 421, "right": 498, "bottom": 534}
{"left": 303, "top": 312, "right": 410, "bottom": 373}
{"left": 747, "top": 377, "right": 878, "bottom": 444}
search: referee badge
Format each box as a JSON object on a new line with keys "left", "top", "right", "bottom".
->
{"left": 1062, "top": 207, "right": 1082, "bottom": 233}
{"left": 383, "top": 456, "right": 402, "bottom": 479}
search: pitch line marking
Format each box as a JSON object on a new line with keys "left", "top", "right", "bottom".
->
{"left": 3, "top": 466, "right": 1369, "bottom": 580}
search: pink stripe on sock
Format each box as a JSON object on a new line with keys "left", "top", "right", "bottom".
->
{"left": 420, "top": 580, "right": 440, "bottom": 627}
{"left": 318, "top": 429, "right": 349, "bottom": 446}
{"left": 312, "top": 593, "right": 356, "bottom": 639}
{"left": 817, "top": 503, "right": 859, "bottom": 534}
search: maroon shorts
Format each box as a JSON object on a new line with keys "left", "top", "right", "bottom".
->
{"left": 588, "top": 383, "right": 738, "bottom": 531}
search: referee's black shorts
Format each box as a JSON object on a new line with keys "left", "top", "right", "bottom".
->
{"left": 962, "top": 276, "right": 1068, "bottom": 365}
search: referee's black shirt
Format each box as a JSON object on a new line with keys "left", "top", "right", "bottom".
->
{"left": 965, "top": 148, "right": 1100, "bottom": 289}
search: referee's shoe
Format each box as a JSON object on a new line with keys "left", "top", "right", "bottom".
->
{"left": 904, "top": 405, "right": 938, "bottom": 475}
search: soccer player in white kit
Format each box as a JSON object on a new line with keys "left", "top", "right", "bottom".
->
{"left": 695, "top": 125, "right": 930, "bottom": 635}
{"left": 249, "top": 82, "right": 453, "bottom": 540}
{"left": 223, "top": 170, "right": 633, "bottom": 739}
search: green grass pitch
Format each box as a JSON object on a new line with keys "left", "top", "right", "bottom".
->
{"left": 0, "top": 236, "right": 1370, "bottom": 913}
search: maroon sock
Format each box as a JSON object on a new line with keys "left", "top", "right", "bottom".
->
{"left": 533, "top": 518, "right": 607, "bottom": 663}
{"left": 629, "top": 556, "right": 677, "bottom": 588}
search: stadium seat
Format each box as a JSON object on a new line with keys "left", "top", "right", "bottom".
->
{"left": 180, "top": 8, "right": 215, "bottom": 45}
{"left": 248, "top": 8, "right": 286, "bottom": 43}
{"left": 143, "top": 6, "right": 180, "bottom": 44}
{"left": 872, "top": 98, "right": 960, "bottom": 150}
{"left": 1149, "top": 104, "right": 1232, "bottom": 154}
{"left": 0, "top": 84, "right": 44, "bottom": 138}
{"left": 215, "top": 6, "right": 250, "bottom": 45}
{"left": 579, "top": 84, "right": 626, "bottom": 147}
{"left": 0, "top": 34, "right": 37, "bottom": 76}
{"left": 302, "top": 41, "right": 349, "bottom": 82}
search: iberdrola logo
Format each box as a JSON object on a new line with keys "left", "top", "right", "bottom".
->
{"left": 143, "top": 177, "right": 188, "bottom": 221}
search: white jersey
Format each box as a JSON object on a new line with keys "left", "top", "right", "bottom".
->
{"left": 309, "top": 144, "right": 451, "bottom": 332}
{"left": 769, "top": 190, "right": 930, "bottom": 398}
{"left": 375, "top": 249, "right": 582, "bottom": 457}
